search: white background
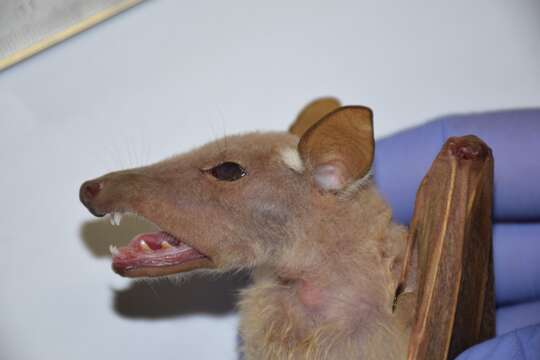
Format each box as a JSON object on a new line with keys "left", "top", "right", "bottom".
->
{"left": 0, "top": 1, "right": 539, "bottom": 359}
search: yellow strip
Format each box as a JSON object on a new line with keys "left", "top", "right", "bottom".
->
{"left": 0, "top": 0, "right": 143, "bottom": 71}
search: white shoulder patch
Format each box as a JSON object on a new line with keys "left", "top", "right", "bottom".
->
{"left": 279, "top": 147, "right": 304, "bottom": 173}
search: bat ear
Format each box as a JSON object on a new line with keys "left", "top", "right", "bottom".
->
{"left": 298, "top": 106, "right": 374, "bottom": 192}
{"left": 289, "top": 97, "right": 341, "bottom": 137}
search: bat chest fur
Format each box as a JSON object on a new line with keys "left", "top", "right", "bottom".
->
{"left": 238, "top": 272, "right": 391, "bottom": 359}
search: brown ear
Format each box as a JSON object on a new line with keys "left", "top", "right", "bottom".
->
{"left": 289, "top": 97, "right": 342, "bottom": 137}
{"left": 298, "top": 106, "right": 374, "bottom": 191}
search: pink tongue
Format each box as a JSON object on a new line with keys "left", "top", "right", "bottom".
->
{"left": 135, "top": 231, "right": 181, "bottom": 250}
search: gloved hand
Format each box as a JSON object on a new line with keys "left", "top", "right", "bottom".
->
{"left": 373, "top": 109, "right": 540, "bottom": 359}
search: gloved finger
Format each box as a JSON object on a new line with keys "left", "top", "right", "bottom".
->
{"left": 374, "top": 109, "right": 540, "bottom": 223}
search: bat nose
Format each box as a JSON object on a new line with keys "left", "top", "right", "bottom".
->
{"left": 79, "top": 179, "right": 105, "bottom": 217}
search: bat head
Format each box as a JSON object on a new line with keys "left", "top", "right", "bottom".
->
{"left": 79, "top": 99, "right": 379, "bottom": 278}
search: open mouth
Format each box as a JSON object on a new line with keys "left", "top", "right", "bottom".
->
{"left": 106, "top": 212, "right": 213, "bottom": 278}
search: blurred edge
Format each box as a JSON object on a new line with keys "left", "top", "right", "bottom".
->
{"left": 0, "top": 0, "right": 144, "bottom": 72}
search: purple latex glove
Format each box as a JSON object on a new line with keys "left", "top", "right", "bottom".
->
{"left": 373, "top": 109, "right": 540, "bottom": 358}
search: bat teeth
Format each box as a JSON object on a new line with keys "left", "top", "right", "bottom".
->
{"left": 160, "top": 241, "right": 173, "bottom": 249}
{"left": 139, "top": 240, "right": 152, "bottom": 252}
{"left": 109, "top": 245, "right": 120, "bottom": 256}
{"left": 110, "top": 212, "right": 123, "bottom": 226}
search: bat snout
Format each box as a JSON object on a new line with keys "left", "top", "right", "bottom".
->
{"left": 79, "top": 179, "right": 106, "bottom": 217}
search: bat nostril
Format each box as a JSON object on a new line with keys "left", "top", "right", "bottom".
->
{"left": 85, "top": 180, "right": 103, "bottom": 198}
{"left": 80, "top": 180, "right": 104, "bottom": 206}
{"left": 79, "top": 180, "right": 107, "bottom": 217}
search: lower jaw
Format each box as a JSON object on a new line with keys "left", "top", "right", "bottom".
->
{"left": 113, "top": 257, "right": 214, "bottom": 278}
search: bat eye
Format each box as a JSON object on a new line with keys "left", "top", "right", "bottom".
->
{"left": 208, "top": 162, "right": 247, "bottom": 181}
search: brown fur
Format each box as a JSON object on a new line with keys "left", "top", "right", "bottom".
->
{"left": 80, "top": 103, "right": 417, "bottom": 359}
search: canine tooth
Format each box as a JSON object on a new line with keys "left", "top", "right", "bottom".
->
{"left": 160, "top": 241, "right": 173, "bottom": 249}
{"left": 111, "top": 212, "right": 122, "bottom": 226}
{"left": 109, "top": 245, "right": 119, "bottom": 256}
{"left": 139, "top": 240, "right": 152, "bottom": 252}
